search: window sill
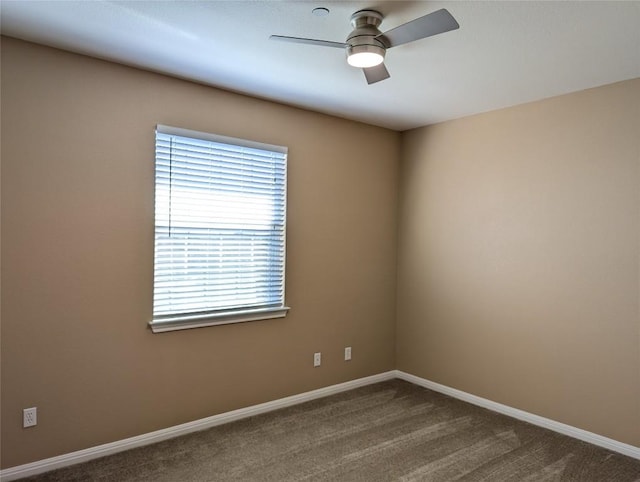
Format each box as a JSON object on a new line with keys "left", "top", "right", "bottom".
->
{"left": 149, "top": 307, "right": 290, "bottom": 333}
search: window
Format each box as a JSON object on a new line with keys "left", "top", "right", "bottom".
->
{"left": 150, "top": 125, "right": 288, "bottom": 333}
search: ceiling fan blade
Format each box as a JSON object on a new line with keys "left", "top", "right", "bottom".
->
{"left": 376, "top": 9, "right": 459, "bottom": 48}
{"left": 363, "top": 63, "right": 390, "bottom": 85}
{"left": 270, "top": 35, "right": 347, "bottom": 49}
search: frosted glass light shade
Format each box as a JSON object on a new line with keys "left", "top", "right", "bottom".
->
{"left": 347, "top": 45, "right": 385, "bottom": 68}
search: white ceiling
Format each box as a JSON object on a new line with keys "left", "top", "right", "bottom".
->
{"left": 1, "top": 1, "right": 639, "bottom": 131}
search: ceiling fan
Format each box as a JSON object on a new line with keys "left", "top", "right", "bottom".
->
{"left": 270, "top": 8, "right": 459, "bottom": 84}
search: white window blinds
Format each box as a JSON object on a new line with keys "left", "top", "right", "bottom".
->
{"left": 151, "top": 125, "right": 288, "bottom": 332}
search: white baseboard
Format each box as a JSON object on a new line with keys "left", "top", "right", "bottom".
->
{"left": 3, "top": 370, "right": 638, "bottom": 480}
{"left": 0, "top": 371, "right": 396, "bottom": 481}
{"left": 394, "top": 370, "right": 640, "bottom": 461}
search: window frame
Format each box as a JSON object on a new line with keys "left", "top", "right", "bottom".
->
{"left": 149, "top": 125, "right": 289, "bottom": 333}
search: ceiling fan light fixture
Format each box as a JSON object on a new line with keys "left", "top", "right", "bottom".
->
{"left": 271, "top": 8, "right": 459, "bottom": 84}
{"left": 347, "top": 44, "right": 385, "bottom": 68}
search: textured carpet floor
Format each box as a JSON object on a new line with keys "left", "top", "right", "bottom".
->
{"left": 22, "top": 379, "right": 640, "bottom": 481}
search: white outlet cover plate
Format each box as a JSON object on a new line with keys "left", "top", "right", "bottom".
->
{"left": 23, "top": 407, "right": 37, "bottom": 428}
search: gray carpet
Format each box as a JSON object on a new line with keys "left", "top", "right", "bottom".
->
{"left": 22, "top": 379, "right": 640, "bottom": 481}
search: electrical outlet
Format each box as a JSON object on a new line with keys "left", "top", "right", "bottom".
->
{"left": 23, "top": 407, "right": 37, "bottom": 428}
{"left": 345, "top": 346, "right": 352, "bottom": 361}
{"left": 313, "top": 352, "right": 321, "bottom": 367}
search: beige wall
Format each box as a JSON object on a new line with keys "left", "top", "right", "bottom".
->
{"left": 397, "top": 79, "right": 640, "bottom": 446}
{"left": 0, "top": 37, "right": 399, "bottom": 468}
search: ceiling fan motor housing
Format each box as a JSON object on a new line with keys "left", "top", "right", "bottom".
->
{"left": 346, "top": 10, "right": 386, "bottom": 62}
